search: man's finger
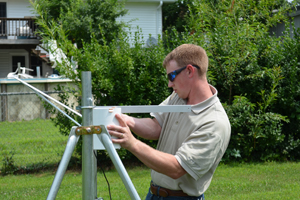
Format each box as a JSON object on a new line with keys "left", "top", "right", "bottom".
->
{"left": 115, "top": 113, "right": 127, "bottom": 127}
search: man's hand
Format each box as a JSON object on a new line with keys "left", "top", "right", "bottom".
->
{"left": 107, "top": 113, "right": 138, "bottom": 151}
{"left": 119, "top": 113, "right": 135, "bottom": 128}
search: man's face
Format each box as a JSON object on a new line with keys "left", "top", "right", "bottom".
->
{"left": 166, "top": 60, "right": 189, "bottom": 99}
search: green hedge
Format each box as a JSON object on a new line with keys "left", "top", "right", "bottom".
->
{"left": 182, "top": 0, "right": 300, "bottom": 161}
{"left": 33, "top": 0, "right": 300, "bottom": 163}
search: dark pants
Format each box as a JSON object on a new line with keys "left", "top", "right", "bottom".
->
{"left": 145, "top": 188, "right": 204, "bottom": 200}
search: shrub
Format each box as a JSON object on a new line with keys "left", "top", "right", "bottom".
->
{"left": 184, "top": 0, "right": 300, "bottom": 161}
{"left": 1, "top": 151, "right": 17, "bottom": 176}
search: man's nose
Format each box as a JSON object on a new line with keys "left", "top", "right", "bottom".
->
{"left": 168, "top": 80, "right": 174, "bottom": 88}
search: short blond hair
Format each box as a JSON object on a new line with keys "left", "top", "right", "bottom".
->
{"left": 163, "top": 44, "right": 209, "bottom": 77}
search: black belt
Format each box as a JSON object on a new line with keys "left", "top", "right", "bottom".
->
{"left": 150, "top": 183, "right": 190, "bottom": 197}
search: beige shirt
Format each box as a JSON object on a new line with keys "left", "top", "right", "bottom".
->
{"left": 150, "top": 85, "right": 231, "bottom": 196}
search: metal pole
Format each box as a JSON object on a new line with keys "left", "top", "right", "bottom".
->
{"left": 47, "top": 127, "right": 80, "bottom": 200}
{"left": 99, "top": 131, "right": 141, "bottom": 200}
{"left": 14, "top": 76, "right": 81, "bottom": 126}
{"left": 81, "top": 71, "right": 97, "bottom": 200}
{"left": 14, "top": 77, "right": 82, "bottom": 118}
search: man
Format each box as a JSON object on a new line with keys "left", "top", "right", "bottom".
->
{"left": 107, "top": 44, "right": 231, "bottom": 200}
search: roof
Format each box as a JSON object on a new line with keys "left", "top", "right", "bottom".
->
{"left": 289, "top": 6, "right": 300, "bottom": 17}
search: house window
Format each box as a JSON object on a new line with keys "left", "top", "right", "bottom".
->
{"left": 31, "top": 56, "right": 43, "bottom": 76}
{"left": 0, "top": 3, "right": 6, "bottom": 17}
{"left": 12, "top": 56, "right": 26, "bottom": 72}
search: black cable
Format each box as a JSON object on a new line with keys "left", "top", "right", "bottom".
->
{"left": 94, "top": 150, "right": 112, "bottom": 200}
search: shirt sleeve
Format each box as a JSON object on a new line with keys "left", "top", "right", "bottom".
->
{"left": 175, "top": 123, "right": 222, "bottom": 180}
{"left": 150, "top": 92, "right": 175, "bottom": 126}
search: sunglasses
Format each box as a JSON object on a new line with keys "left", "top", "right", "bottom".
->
{"left": 167, "top": 65, "right": 200, "bottom": 82}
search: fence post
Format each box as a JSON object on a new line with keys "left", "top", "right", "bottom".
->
{"left": 1, "top": 84, "right": 7, "bottom": 121}
{"left": 81, "top": 71, "right": 97, "bottom": 199}
{"left": 44, "top": 83, "right": 50, "bottom": 119}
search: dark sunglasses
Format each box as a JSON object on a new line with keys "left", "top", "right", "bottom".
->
{"left": 167, "top": 65, "right": 200, "bottom": 82}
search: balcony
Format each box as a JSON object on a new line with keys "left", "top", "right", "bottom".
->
{"left": 0, "top": 17, "right": 40, "bottom": 48}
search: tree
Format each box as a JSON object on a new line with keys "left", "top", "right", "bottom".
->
{"left": 32, "top": 0, "right": 127, "bottom": 48}
{"left": 162, "top": 0, "right": 195, "bottom": 33}
{"left": 31, "top": 0, "right": 171, "bottom": 161}
{"left": 184, "top": 0, "right": 300, "bottom": 161}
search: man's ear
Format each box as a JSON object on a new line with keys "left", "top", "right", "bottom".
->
{"left": 186, "top": 64, "right": 195, "bottom": 77}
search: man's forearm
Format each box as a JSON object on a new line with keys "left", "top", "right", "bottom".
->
{"left": 125, "top": 115, "right": 161, "bottom": 140}
{"left": 128, "top": 139, "right": 186, "bottom": 179}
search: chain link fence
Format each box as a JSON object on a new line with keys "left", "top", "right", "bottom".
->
{"left": 0, "top": 81, "right": 79, "bottom": 174}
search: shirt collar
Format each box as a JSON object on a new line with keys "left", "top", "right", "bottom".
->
{"left": 191, "top": 85, "right": 219, "bottom": 114}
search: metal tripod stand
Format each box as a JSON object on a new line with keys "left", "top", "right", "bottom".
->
{"left": 46, "top": 72, "right": 142, "bottom": 200}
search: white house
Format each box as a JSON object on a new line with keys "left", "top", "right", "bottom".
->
{"left": 0, "top": 0, "right": 45, "bottom": 79}
{"left": 119, "top": 0, "right": 175, "bottom": 46}
{"left": 0, "top": 0, "right": 175, "bottom": 79}
{"left": 269, "top": 6, "right": 300, "bottom": 38}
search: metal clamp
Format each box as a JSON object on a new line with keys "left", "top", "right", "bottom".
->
{"left": 75, "top": 126, "right": 102, "bottom": 135}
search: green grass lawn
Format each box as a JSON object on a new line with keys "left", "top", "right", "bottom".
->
{"left": 0, "top": 119, "right": 70, "bottom": 168}
{"left": 1, "top": 119, "right": 300, "bottom": 199}
{"left": 0, "top": 162, "right": 299, "bottom": 200}
{"left": 206, "top": 162, "right": 300, "bottom": 200}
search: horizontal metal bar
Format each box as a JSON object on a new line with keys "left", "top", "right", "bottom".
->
{"left": 94, "top": 105, "right": 192, "bottom": 113}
